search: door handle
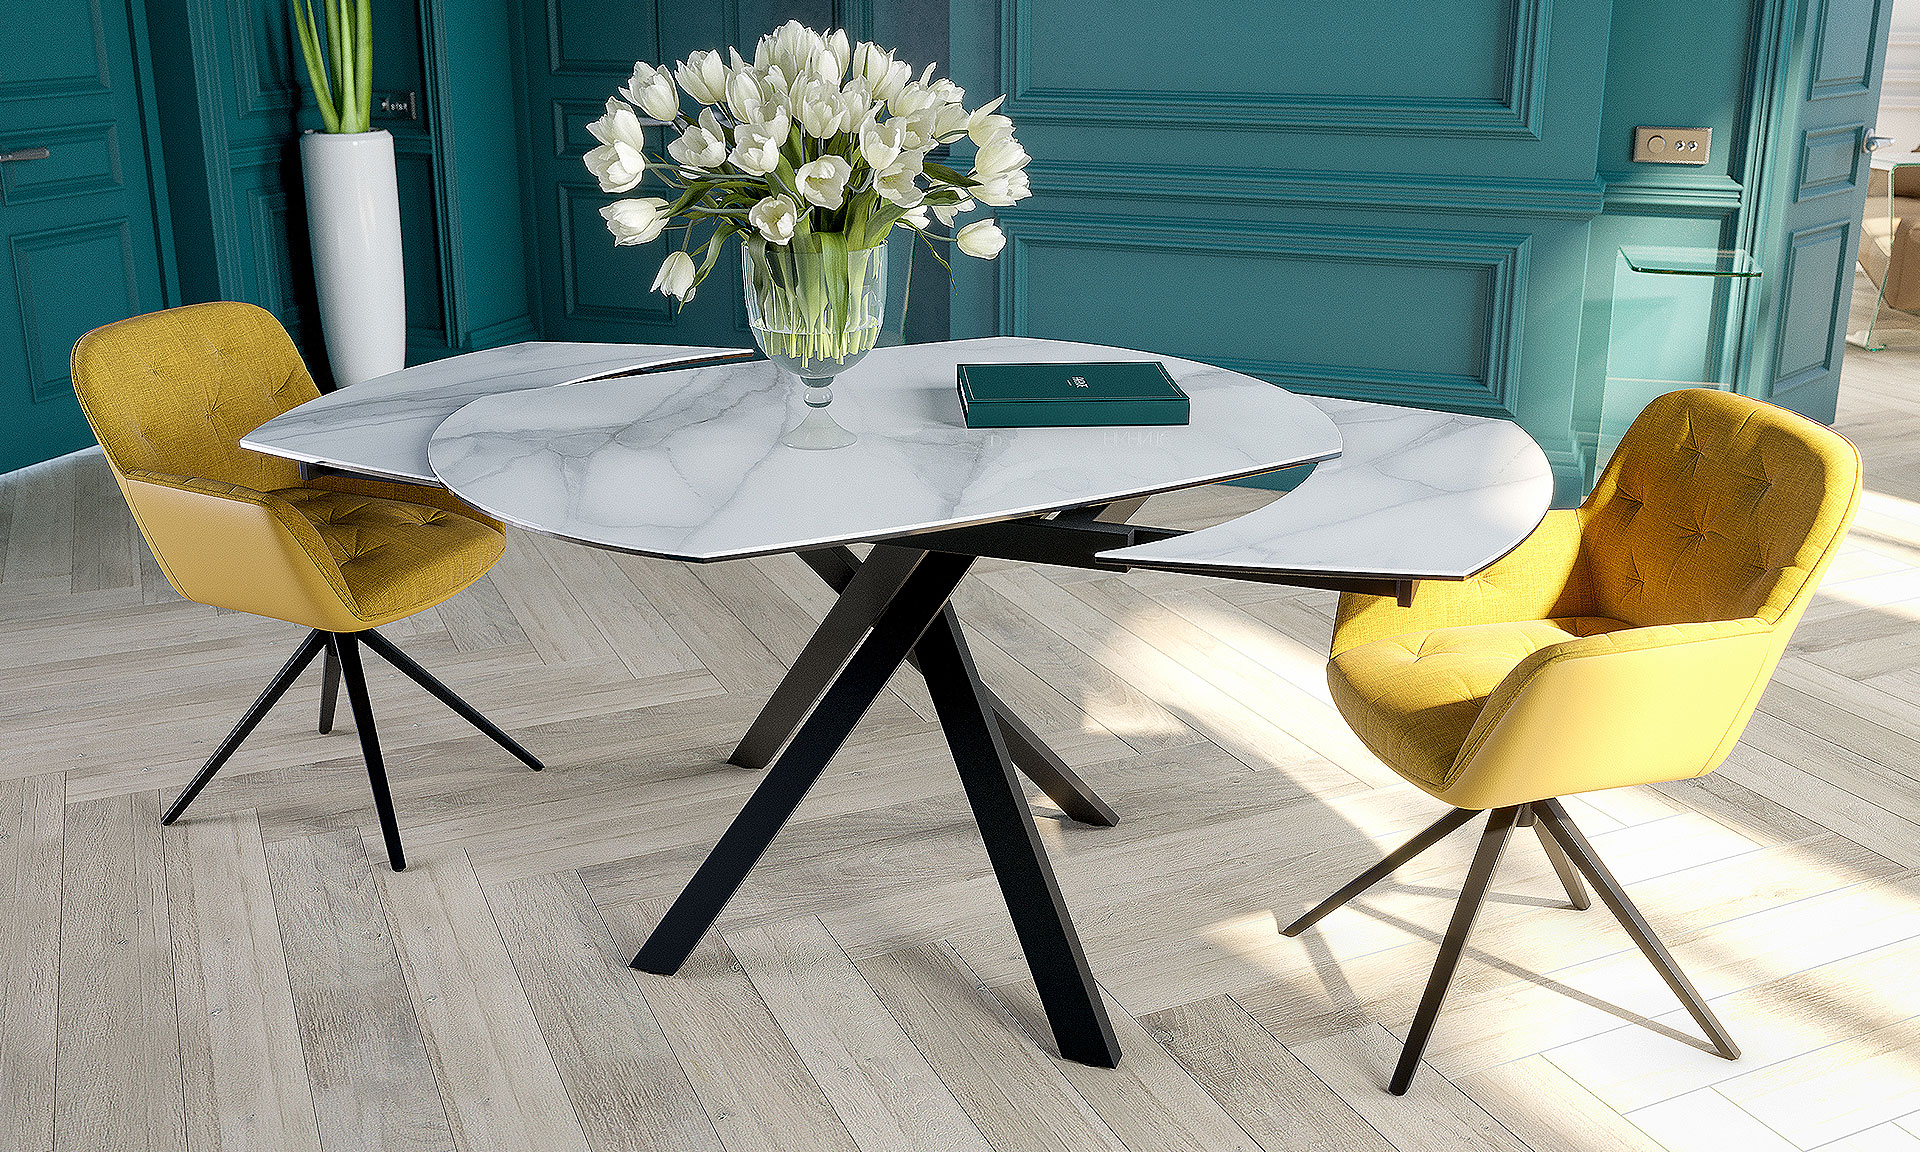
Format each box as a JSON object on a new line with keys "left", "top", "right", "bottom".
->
{"left": 0, "top": 146, "right": 51, "bottom": 163}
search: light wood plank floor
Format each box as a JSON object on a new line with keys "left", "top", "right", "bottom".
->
{"left": 7, "top": 315, "right": 1920, "bottom": 1152}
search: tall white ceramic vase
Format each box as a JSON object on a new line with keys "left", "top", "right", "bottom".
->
{"left": 300, "top": 129, "right": 405, "bottom": 388}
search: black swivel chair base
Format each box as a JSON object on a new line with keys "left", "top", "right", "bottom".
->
{"left": 1282, "top": 798, "right": 1739, "bottom": 1095}
{"left": 158, "top": 628, "right": 544, "bottom": 871}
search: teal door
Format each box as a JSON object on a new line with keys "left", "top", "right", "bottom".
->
{"left": 0, "top": 0, "right": 171, "bottom": 473}
{"left": 517, "top": 2, "right": 830, "bottom": 348}
{"left": 1755, "top": 0, "right": 1894, "bottom": 423}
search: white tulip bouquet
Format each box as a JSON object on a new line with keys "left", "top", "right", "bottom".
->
{"left": 583, "top": 21, "right": 1030, "bottom": 375}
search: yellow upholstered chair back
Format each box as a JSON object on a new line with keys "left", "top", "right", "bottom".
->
{"left": 1581, "top": 388, "right": 1861, "bottom": 631}
{"left": 70, "top": 303, "right": 507, "bottom": 634}
{"left": 70, "top": 301, "right": 317, "bottom": 491}
{"left": 1327, "top": 388, "right": 1861, "bottom": 812}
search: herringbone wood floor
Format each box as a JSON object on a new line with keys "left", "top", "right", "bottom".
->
{"left": 7, "top": 317, "right": 1920, "bottom": 1152}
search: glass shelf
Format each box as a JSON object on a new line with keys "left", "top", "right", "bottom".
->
{"left": 1618, "top": 246, "right": 1761, "bottom": 278}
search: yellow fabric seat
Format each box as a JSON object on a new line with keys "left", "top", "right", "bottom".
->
{"left": 1328, "top": 616, "right": 1628, "bottom": 794}
{"left": 1285, "top": 387, "right": 1863, "bottom": 1095}
{"left": 68, "top": 301, "right": 541, "bottom": 872}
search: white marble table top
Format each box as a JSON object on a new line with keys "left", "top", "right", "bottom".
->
{"left": 243, "top": 341, "right": 751, "bottom": 484}
{"left": 1101, "top": 395, "right": 1552, "bottom": 580}
{"left": 426, "top": 337, "right": 1343, "bottom": 562}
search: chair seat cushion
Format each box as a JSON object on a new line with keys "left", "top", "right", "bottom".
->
{"left": 1327, "top": 616, "right": 1629, "bottom": 795}
{"left": 274, "top": 488, "right": 505, "bottom": 623}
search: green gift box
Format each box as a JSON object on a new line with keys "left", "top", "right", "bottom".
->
{"left": 956, "top": 361, "right": 1191, "bottom": 428}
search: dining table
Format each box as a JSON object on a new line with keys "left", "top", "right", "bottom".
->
{"left": 244, "top": 334, "right": 1554, "bottom": 1068}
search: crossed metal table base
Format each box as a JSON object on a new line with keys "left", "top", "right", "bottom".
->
{"left": 627, "top": 512, "right": 1416, "bottom": 1067}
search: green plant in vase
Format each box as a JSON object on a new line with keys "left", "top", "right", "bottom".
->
{"left": 292, "top": 0, "right": 373, "bottom": 134}
{"left": 584, "top": 21, "right": 1028, "bottom": 448}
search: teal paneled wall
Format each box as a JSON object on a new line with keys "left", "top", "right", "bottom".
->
{"left": 143, "top": 0, "right": 536, "bottom": 384}
{"left": 949, "top": 0, "right": 1886, "bottom": 500}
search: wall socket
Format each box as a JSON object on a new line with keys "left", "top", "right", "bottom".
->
{"left": 373, "top": 91, "right": 420, "bottom": 121}
{"left": 1633, "top": 126, "right": 1711, "bottom": 165}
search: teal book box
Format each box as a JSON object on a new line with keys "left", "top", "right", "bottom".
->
{"left": 957, "top": 362, "right": 1191, "bottom": 427}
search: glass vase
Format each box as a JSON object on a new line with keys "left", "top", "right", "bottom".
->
{"left": 742, "top": 236, "right": 887, "bottom": 450}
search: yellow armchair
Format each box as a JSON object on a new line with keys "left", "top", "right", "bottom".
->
{"left": 1286, "top": 388, "right": 1862, "bottom": 1093}
{"left": 70, "top": 302, "right": 544, "bottom": 870}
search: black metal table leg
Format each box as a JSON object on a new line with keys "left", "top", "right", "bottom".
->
{"left": 727, "top": 546, "right": 925, "bottom": 771}
{"left": 913, "top": 609, "right": 1123, "bottom": 1067}
{"left": 634, "top": 549, "right": 977, "bottom": 976}
{"left": 732, "top": 544, "right": 1119, "bottom": 826}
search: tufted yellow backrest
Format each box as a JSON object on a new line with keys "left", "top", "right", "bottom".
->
{"left": 69, "top": 301, "right": 318, "bottom": 491}
{"left": 1580, "top": 389, "right": 1862, "bottom": 629}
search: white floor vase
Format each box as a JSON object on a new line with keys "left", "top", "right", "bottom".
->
{"left": 300, "top": 129, "right": 406, "bottom": 388}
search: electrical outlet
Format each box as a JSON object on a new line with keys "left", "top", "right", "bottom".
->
{"left": 373, "top": 91, "right": 419, "bottom": 121}
{"left": 1633, "top": 126, "right": 1711, "bottom": 165}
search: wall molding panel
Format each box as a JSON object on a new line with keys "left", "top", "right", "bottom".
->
{"left": 0, "top": 121, "right": 124, "bottom": 206}
{"left": 1001, "top": 0, "right": 1552, "bottom": 138}
{"left": 1809, "top": 0, "right": 1888, "bottom": 100}
{"left": 1795, "top": 122, "right": 1867, "bottom": 200}
{"left": 9, "top": 218, "right": 139, "bottom": 403}
{"left": 998, "top": 211, "right": 1527, "bottom": 416}
{"left": 1027, "top": 159, "right": 1605, "bottom": 218}
{"left": 1770, "top": 219, "right": 1852, "bottom": 397}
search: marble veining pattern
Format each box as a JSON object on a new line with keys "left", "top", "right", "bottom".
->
{"left": 1103, "top": 395, "right": 1553, "bottom": 580}
{"left": 426, "top": 337, "right": 1343, "bottom": 562}
{"left": 242, "top": 341, "right": 751, "bottom": 483}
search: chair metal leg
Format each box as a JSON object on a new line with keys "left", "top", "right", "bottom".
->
{"left": 1282, "top": 807, "right": 1480, "bottom": 937}
{"left": 1534, "top": 819, "right": 1592, "bottom": 910}
{"left": 318, "top": 642, "right": 340, "bottom": 734}
{"left": 356, "top": 629, "right": 544, "bottom": 771}
{"left": 331, "top": 634, "right": 408, "bottom": 872}
{"left": 1390, "top": 806, "right": 1522, "bottom": 1095}
{"left": 1535, "top": 799, "right": 1738, "bottom": 1059}
{"left": 162, "top": 630, "right": 329, "bottom": 825}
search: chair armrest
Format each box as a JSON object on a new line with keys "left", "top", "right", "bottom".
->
{"left": 119, "top": 470, "right": 363, "bottom": 629}
{"left": 1440, "top": 617, "right": 1779, "bottom": 810}
{"left": 1331, "top": 509, "right": 1589, "bottom": 657}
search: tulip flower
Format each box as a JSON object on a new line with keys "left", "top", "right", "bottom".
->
{"left": 796, "top": 155, "right": 853, "bottom": 209}
{"left": 652, "top": 250, "right": 697, "bottom": 300}
{"left": 600, "top": 197, "right": 670, "bottom": 245}
{"left": 974, "top": 138, "right": 1029, "bottom": 178}
{"left": 675, "top": 50, "right": 728, "bottom": 106}
{"left": 730, "top": 119, "right": 784, "bottom": 176}
{"left": 932, "top": 196, "right": 973, "bottom": 227}
{"left": 748, "top": 194, "right": 800, "bottom": 244}
{"left": 621, "top": 63, "right": 681, "bottom": 123}
{"left": 858, "top": 119, "right": 905, "bottom": 173}
{"left": 955, "top": 220, "right": 1005, "bottom": 259}
{"left": 793, "top": 78, "right": 847, "bottom": 138}
{"left": 875, "top": 163, "right": 924, "bottom": 208}
{"left": 667, "top": 110, "right": 728, "bottom": 170}
{"left": 584, "top": 140, "right": 645, "bottom": 193}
